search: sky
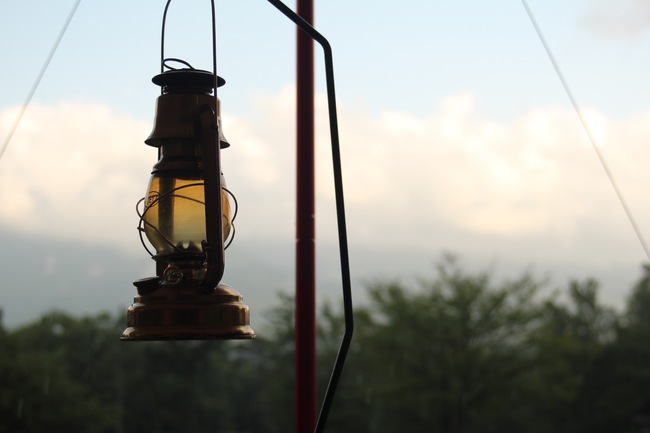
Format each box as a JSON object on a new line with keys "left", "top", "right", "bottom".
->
{"left": 2, "top": 0, "right": 650, "bottom": 329}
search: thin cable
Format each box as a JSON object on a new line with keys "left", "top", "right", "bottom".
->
{"left": 0, "top": 0, "right": 82, "bottom": 162}
{"left": 521, "top": 0, "right": 650, "bottom": 262}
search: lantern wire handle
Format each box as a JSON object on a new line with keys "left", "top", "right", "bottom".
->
{"left": 159, "top": 0, "right": 225, "bottom": 289}
{"left": 266, "top": 1, "right": 354, "bottom": 432}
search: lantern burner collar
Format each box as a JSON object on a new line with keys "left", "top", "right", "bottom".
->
{"left": 152, "top": 68, "right": 225, "bottom": 94}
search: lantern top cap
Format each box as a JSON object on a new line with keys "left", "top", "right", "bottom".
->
{"left": 152, "top": 68, "right": 225, "bottom": 94}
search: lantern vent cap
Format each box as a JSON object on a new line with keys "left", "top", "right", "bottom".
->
{"left": 152, "top": 68, "right": 225, "bottom": 94}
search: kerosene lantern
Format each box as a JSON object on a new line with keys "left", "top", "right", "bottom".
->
{"left": 121, "top": 64, "right": 254, "bottom": 340}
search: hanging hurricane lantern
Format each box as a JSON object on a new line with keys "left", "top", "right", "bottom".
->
{"left": 121, "top": 2, "right": 254, "bottom": 341}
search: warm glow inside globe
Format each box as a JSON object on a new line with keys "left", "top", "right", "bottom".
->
{"left": 143, "top": 174, "right": 232, "bottom": 256}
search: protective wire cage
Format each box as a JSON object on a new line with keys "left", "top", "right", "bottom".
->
{"left": 136, "top": 183, "right": 238, "bottom": 259}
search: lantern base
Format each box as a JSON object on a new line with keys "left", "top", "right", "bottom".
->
{"left": 121, "top": 282, "right": 255, "bottom": 341}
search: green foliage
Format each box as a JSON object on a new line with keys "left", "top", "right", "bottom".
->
{"left": 2, "top": 258, "right": 650, "bottom": 433}
{"left": 329, "top": 257, "right": 547, "bottom": 433}
{"left": 569, "top": 266, "right": 650, "bottom": 433}
{"left": 0, "top": 312, "right": 119, "bottom": 433}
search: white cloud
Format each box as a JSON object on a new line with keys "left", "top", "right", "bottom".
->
{"left": 325, "top": 97, "right": 633, "bottom": 249}
{"left": 221, "top": 88, "right": 650, "bottom": 304}
{"left": 1, "top": 91, "right": 650, "bottom": 309}
{"left": 584, "top": 0, "right": 650, "bottom": 39}
{"left": 0, "top": 102, "right": 153, "bottom": 252}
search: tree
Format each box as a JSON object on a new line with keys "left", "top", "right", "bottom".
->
{"left": 0, "top": 311, "right": 119, "bottom": 433}
{"left": 1, "top": 258, "right": 641, "bottom": 433}
{"left": 570, "top": 265, "right": 650, "bottom": 433}
{"left": 526, "top": 278, "right": 618, "bottom": 433}
{"left": 332, "top": 256, "right": 547, "bottom": 433}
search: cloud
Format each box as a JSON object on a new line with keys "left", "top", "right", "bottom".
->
{"left": 583, "top": 0, "right": 650, "bottom": 39}
{"left": 317, "top": 92, "right": 649, "bottom": 262}
{"left": 1, "top": 90, "right": 650, "bottom": 311}
{"left": 223, "top": 87, "right": 650, "bottom": 309}
{"left": 0, "top": 102, "right": 153, "bottom": 253}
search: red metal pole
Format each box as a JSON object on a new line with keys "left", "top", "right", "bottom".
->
{"left": 295, "top": 0, "right": 315, "bottom": 431}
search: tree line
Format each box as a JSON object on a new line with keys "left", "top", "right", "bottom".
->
{"left": 2, "top": 256, "right": 650, "bottom": 433}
